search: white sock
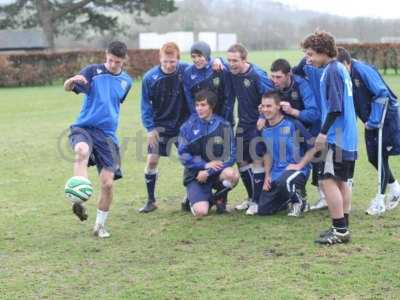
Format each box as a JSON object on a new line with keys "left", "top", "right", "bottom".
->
{"left": 318, "top": 187, "right": 325, "bottom": 200}
{"left": 95, "top": 209, "right": 109, "bottom": 226}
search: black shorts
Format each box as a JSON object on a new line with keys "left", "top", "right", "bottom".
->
{"left": 69, "top": 126, "right": 122, "bottom": 180}
{"left": 186, "top": 175, "right": 222, "bottom": 205}
{"left": 258, "top": 170, "right": 306, "bottom": 215}
{"left": 311, "top": 162, "right": 322, "bottom": 186}
{"left": 147, "top": 134, "right": 178, "bottom": 157}
{"left": 319, "top": 148, "right": 355, "bottom": 182}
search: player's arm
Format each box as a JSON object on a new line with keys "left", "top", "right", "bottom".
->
{"left": 177, "top": 130, "right": 208, "bottom": 171}
{"left": 357, "top": 64, "right": 390, "bottom": 129}
{"left": 262, "top": 153, "right": 272, "bottom": 191}
{"left": 64, "top": 65, "right": 95, "bottom": 93}
{"left": 256, "top": 68, "right": 274, "bottom": 94}
{"left": 287, "top": 120, "right": 317, "bottom": 170}
{"left": 213, "top": 57, "right": 230, "bottom": 72}
{"left": 297, "top": 78, "right": 320, "bottom": 124}
{"left": 207, "top": 124, "right": 237, "bottom": 176}
{"left": 211, "top": 57, "right": 224, "bottom": 71}
{"left": 221, "top": 71, "right": 235, "bottom": 123}
{"left": 255, "top": 69, "right": 274, "bottom": 130}
{"left": 315, "top": 68, "right": 344, "bottom": 151}
{"left": 254, "top": 70, "right": 274, "bottom": 128}
{"left": 120, "top": 79, "right": 133, "bottom": 104}
{"left": 63, "top": 75, "right": 88, "bottom": 92}
{"left": 292, "top": 57, "right": 307, "bottom": 78}
{"left": 287, "top": 147, "right": 318, "bottom": 171}
{"left": 140, "top": 77, "right": 159, "bottom": 147}
{"left": 182, "top": 71, "right": 196, "bottom": 115}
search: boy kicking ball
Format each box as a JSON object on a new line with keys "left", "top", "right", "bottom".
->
{"left": 64, "top": 41, "right": 133, "bottom": 238}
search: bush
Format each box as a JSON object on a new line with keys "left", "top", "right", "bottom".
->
{"left": 337, "top": 43, "right": 400, "bottom": 74}
{"left": 0, "top": 49, "right": 159, "bottom": 87}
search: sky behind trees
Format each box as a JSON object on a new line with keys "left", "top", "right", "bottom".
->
{"left": 277, "top": 0, "right": 399, "bottom": 19}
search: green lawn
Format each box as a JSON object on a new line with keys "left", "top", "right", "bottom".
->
{"left": 1, "top": 52, "right": 400, "bottom": 299}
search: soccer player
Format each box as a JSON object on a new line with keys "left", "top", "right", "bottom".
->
{"left": 246, "top": 91, "right": 315, "bottom": 216}
{"left": 183, "top": 41, "right": 234, "bottom": 125}
{"left": 178, "top": 89, "right": 239, "bottom": 216}
{"left": 224, "top": 43, "right": 275, "bottom": 211}
{"left": 64, "top": 41, "right": 133, "bottom": 238}
{"left": 337, "top": 47, "right": 400, "bottom": 215}
{"left": 139, "top": 42, "right": 190, "bottom": 213}
{"left": 302, "top": 31, "right": 358, "bottom": 245}
{"left": 256, "top": 58, "right": 320, "bottom": 208}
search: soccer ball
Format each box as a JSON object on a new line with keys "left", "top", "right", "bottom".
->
{"left": 64, "top": 176, "right": 93, "bottom": 203}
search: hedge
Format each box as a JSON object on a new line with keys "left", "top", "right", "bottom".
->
{"left": 0, "top": 49, "right": 159, "bottom": 87}
{"left": 337, "top": 43, "right": 400, "bottom": 74}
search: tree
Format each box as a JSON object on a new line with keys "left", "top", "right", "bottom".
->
{"left": 0, "top": 0, "right": 177, "bottom": 49}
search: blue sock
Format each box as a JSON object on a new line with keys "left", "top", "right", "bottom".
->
{"left": 252, "top": 168, "right": 265, "bottom": 204}
{"left": 239, "top": 166, "right": 253, "bottom": 200}
{"left": 332, "top": 218, "right": 347, "bottom": 233}
{"left": 145, "top": 171, "right": 157, "bottom": 203}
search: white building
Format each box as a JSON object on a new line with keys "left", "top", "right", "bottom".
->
{"left": 139, "top": 32, "right": 237, "bottom": 52}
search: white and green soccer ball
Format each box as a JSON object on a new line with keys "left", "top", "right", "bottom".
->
{"left": 64, "top": 176, "right": 93, "bottom": 203}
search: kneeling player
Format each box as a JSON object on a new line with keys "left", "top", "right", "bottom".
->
{"left": 178, "top": 90, "right": 239, "bottom": 216}
{"left": 247, "top": 91, "right": 315, "bottom": 217}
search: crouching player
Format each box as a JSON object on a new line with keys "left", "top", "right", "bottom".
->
{"left": 178, "top": 90, "right": 239, "bottom": 216}
{"left": 246, "top": 91, "right": 315, "bottom": 217}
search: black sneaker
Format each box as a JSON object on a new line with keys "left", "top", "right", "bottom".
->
{"left": 181, "top": 197, "right": 190, "bottom": 212}
{"left": 215, "top": 198, "right": 228, "bottom": 214}
{"left": 315, "top": 227, "right": 351, "bottom": 245}
{"left": 138, "top": 201, "right": 157, "bottom": 213}
{"left": 72, "top": 202, "right": 88, "bottom": 221}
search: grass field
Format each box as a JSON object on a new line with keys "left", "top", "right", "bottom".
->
{"left": 2, "top": 50, "right": 400, "bottom": 299}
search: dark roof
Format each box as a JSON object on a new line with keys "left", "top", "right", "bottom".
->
{"left": 0, "top": 29, "right": 49, "bottom": 50}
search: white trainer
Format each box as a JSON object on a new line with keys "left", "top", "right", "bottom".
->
{"left": 386, "top": 181, "right": 400, "bottom": 210}
{"left": 245, "top": 202, "right": 258, "bottom": 215}
{"left": 310, "top": 197, "right": 328, "bottom": 210}
{"left": 366, "top": 194, "right": 386, "bottom": 216}
{"left": 288, "top": 201, "right": 303, "bottom": 217}
{"left": 235, "top": 199, "right": 252, "bottom": 211}
{"left": 93, "top": 223, "right": 111, "bottom": 238}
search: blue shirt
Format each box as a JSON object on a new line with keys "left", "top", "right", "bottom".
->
{"left": 259, "top": 117, "right": 313, "bottom": 182}
{"left": 178, "top": 114, "right": 236, "bottom": 184}
{"left": 350, "top": 59, "right": 399, "bottom": 127}
{"left": 141, "top": 62, "right": 190, "bottom": 136}
{"left": 228, "top": 63, "right": 274, "bottom": 128}
{"left": 73, "top": 64, "right": 133, "bottom": 144}
{"left": 279, "top": 74, "right": 320, "bottom": 135}
{"left": 293, "top": 57, "right": 324, "bottom": 130}
{"left": 183, "top": 60, "right": 234, "bottom": 124}
{"left": 320, "top": 60, "right": 358, "bottom": 160}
